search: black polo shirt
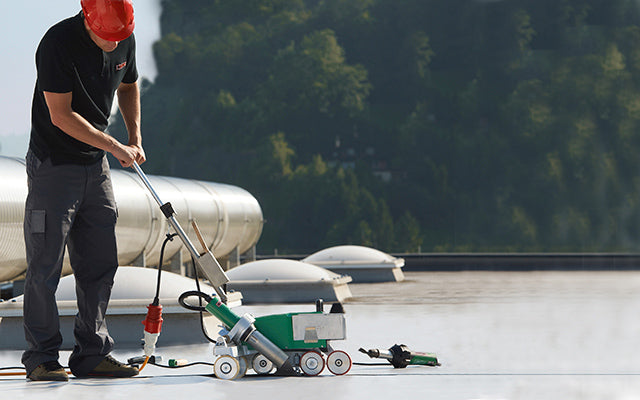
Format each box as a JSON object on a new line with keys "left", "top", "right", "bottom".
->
{"left": 30, "top": 11, "right": 138, "bottom": 165}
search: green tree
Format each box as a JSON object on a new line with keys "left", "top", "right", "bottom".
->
{"left": 395, "top": 211, "right": 423, "bottom": 253}
{"left": 108, "top": 0, "right": 640, "bottom": 254}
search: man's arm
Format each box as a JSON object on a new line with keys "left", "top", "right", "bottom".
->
{"left": 117, "top": 81, "right": 146, "bottom": 165}
{"left": 44, "top": 90, "right": 142, "bottom": 167}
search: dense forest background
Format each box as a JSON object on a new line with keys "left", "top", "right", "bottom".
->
{"left": 111, "top": 0, "right": 640, "bottom": 255}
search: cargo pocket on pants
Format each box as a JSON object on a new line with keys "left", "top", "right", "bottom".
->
{"left": 28, "top": 210, "right": 46, "bottom": 234}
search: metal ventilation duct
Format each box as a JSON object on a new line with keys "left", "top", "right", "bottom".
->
{"left": 0, "top": 156, "right": 263, "bottom": 282}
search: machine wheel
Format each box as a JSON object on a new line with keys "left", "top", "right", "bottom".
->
{"left": 214, "top": 355, "right": 247, "bottom": 380}
{"left": 300, "top": 351, "right": 325, "bottom": 376}
{"left": 252, "top": 354, "right": 274, "bottom": 375}
{"left": 327, "top": 350, "right": 351, "bottom": 375}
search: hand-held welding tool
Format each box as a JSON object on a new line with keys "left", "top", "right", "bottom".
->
{"left": 130, "top": 162, "right": 351, "bottom": 379}
{"left": 359, "top": 344, "right": 440, "bottom": 368}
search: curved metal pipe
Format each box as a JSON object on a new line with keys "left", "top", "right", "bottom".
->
{"left": 0, "top": 156, "right": 264, "bottom": 282}
{"left": 0, "top": 157, "right": 28, "bottom": 282}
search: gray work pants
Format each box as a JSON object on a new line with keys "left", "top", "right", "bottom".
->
{"left": 21, "top": 150, "right": 119, "bottom": 377}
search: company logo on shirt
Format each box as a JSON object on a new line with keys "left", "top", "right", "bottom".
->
{"left": 116, "top": 61, "right": 127, "bottom": 71}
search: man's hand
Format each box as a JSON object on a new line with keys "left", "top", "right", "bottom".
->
{"left": 111, "top": 142, "right": 146, "bottom": 167}
{"left": 130, "top": 144, "right": 146, "bottom": 165}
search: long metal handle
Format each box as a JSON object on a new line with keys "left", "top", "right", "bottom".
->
{"left": 132, "top": 162, "right": 164, "bottom": 208}
{"left": 132, "top": 162, "right": 200, "bottom": 260}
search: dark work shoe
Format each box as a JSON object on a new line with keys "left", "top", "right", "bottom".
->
{"left": 85, "top": 355, "right": 139, "bottom": 378}
{"left": 28, "top": 361, "right": 69, "bottom": 382}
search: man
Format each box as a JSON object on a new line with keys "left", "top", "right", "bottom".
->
{"left": 22, "top": 0, "right": 145, "bottom": 381}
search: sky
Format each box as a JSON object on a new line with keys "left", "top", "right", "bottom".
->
{"left": 0, "top": 0, "right": 161, "bottom": 157}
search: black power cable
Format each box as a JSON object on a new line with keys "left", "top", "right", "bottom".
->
{"left": 153, "top": 233, "right": 178, "bottom": 306}
{"left": 151, "top": 233, "right": 217, "bottom": 343}
{"left": 189, "top": 255, "right": 218, "bottom": 343}
{"left": 148, "top": 360, "right": 216, "bottom": 369}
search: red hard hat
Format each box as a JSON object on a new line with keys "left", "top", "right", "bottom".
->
{"left": 81, "top": 0, "right": 135, "bottom": 42}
